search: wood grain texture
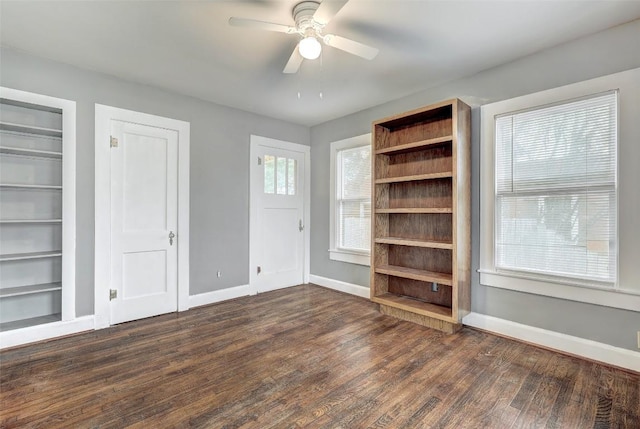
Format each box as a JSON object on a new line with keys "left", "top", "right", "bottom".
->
{"left": 388, "top": 179, "right": 452, "bottom": 209}
{"left": 376, "top": 207, "right": 452, "bottom": 214}
{"left": 453, "top": 99, "right": 471, "bottom": 318}
{"left": 374, "top": 236, "right": 453, "bottom": 249}
{"left": 375, "top": 135, "right": 452, "bottom": 155}
{"left": 388, "top": 277, "right": 453, "bottom": 307}
{"left": 388, "top": 212, "right": 452, "bottom": 245}
{"left": 378, "top": 302, "right": 459, "bottom": 333}
{"left": 1, "top": 285, "right": 638, "bottom": 428}
{"left": 372, "top": 272, "right": 389, "bottom": 297}
{"left": 373, "top": 213, "right": 390, "bottom": 243}
{"left": 384, "top": 145, "right": 453, "bottom": 178}
{"left": 388, "top": 246, "right": 452, "bottom": 276}
{"left": 371, "top": 98, "right": 470, "bottom": 330}
{"left": 375, "top": 264, "right": 453, "bottom": 285}
{"left": 374, "top": 171, "right": 452, "bottom": 184}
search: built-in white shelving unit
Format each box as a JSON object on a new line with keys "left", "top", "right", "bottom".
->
{"left": 0, "top": 88, "right": 75, "bottom": 333}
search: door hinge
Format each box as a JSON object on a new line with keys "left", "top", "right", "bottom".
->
{"left": 257, "top": 266, "right": 262, "bottom": 275}
{"left": 109, "top": 289, "right": 117, "bottom": 301}
{"left": 258, "top": 156, "right": 262, "bottom": 165}
{"left": 110, "top": 136, "right": 118, "bottom": 148}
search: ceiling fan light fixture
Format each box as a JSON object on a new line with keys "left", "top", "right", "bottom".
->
{"left": 299, "top": 36, "right": 322, "bottom": 60}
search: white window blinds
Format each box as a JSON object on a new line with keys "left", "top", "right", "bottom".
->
{"left": 337, "top": 145, "right": 371, "bottom": 252}
{"left": 495, "top": 91, "right": 617, "bottom": 284}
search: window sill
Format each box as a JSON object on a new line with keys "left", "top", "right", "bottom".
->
{"left": 479, "top": 269, "right": 640, "bottom": 312}
{"left": 329, "top": 249, "right": 370, "bottom": 266}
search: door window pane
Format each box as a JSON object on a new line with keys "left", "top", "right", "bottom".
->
{"left": 276, "top": 157, "right": 287, "bottom": 195}
{"left": 287, "top": 158, "right": 296, "bottom": 195}
{"left": 264, "top": 155, "right": 275, "bottom": 194}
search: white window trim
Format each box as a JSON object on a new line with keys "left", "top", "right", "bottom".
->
{"left": 329, "top": 133, "right": 371, "bottom": 266}
{"left": 480, "top": 68, "right": 640, "bottom": 312}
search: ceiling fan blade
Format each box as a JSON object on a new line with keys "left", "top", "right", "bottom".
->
{"left": 313, "top": 0, "right": 349, "bottom": 25}
{"left": 283, "top": 45, "right": 304, "bottom": 74}
{"left": 228, "top": 17, "right": 296, "bottom": 34}
{"left": 323, "top": 34, "right": 379, "bottom": 60}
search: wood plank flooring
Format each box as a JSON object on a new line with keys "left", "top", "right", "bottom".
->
{"left": 1, "top": 284, "right": 638, "bottom": 428}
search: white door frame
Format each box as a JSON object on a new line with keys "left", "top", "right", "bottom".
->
{"left": 249, "top": 135, "right": 310, "bottom": 294}
{"left": 94, "top": 105, "right": 190, "bottom": 329}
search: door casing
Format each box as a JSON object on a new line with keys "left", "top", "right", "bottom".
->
{"left": 249, "top": 135, "right": 310, "bottom": 295}
{"left": 94, "top": 105, "right": 190, "bottom": 329}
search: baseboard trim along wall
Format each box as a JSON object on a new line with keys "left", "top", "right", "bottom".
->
{"left": 0, "top": 315, "right": 95, "bottom": 350}
{"left": 309, "top": 274, "right": 370, "bottom": 299}
{"left": 308, "top": 275, "right": 639, "bottom": 372}
{"left": 463, "top": 312, "right": 640, "bottom": 373}
{"left": 188, "top": 284, "right": 252, "bottom": 309}
{"left": 4, "top": 280, "right": 635, "bottom": 372}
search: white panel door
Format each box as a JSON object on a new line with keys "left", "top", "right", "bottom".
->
{"left": 110, "top": 120, "right": 178, "bottom": 324}
{"left": 252, "top": 144, "right": 305, "bottom": 293}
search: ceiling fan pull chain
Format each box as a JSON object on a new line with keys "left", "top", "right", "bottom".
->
{"left": 319, "top": 52, "right": 324, "bottom": 100}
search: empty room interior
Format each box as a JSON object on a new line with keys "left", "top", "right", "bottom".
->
{"left": 1, "top": 1, "right": 639, "bottom": 427}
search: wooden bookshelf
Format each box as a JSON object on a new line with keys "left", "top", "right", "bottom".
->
{"left": 370, "top": 99, "right": 471, "bottom": 333}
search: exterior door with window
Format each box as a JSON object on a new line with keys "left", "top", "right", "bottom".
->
{"left": 251, "top": 139, "right": 306, "bottom": 293}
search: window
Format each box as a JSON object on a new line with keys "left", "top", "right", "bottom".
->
{"left": 480, "top": 68, "right": 640, "bottom": 311}
{"left": 495, "top": 92, "right": 617, "bottom": 284}
{"left": 264, "top": 155, "right": 296, "bottom": 195}
{"left": 329, "top": 134, "right": 371, "bottom": 266}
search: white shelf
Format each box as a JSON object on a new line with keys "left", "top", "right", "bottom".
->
{"left": 0, "top": 146, "right": 62, "bottom": 159}
{"left": 0, "top": 121, "right": 62, "bottom": 138}
{"left": 0, "top": 251, "right": 62, "bottom": 262}
{"left": 0, "top": 313, "right": 61, "bottom": 332}
{"left": 0, "top": 219, "right": 62, "bottom": 224}
{"left": 0, "top": 183, "right": 62, "bottom": 190}
{"left": 0, "top": 282, "right": 62, "bottom": 298}
{"left": 0, "top": 88, "right": 74, "bottom": 333}
{"left": 0, "top": 97, "right": 62, "bottom": 113}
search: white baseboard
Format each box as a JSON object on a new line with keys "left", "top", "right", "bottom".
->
{"left": 188, "top": 284, "right": 251, "bottom": 309}
{"left": 309, "top": 274, "right": 370, "bottom": 299}
{"left": 0, "top": 315, "right": 95, "bottom": 350}
{"left": 463, "top": 312, "right": 640, "bottom": 372}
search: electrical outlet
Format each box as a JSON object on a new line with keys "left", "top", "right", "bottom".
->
{"left": 217, "top": 271, "right": 221, "bottom": 278}
{"left": 637, "top": 331, "right": 640, "bottom": 349}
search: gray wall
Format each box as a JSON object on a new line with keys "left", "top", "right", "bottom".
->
{"left": 309, "top": 20, "right": 640, "bottom": 351}
{"left": 0, "top": 47, "right": 310, "bottom": 317}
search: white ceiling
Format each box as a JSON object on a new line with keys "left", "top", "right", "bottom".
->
{"left": 1, "top": 1, "right": 639, "bottom": 126}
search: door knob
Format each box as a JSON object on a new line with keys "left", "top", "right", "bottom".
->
{"left": 169, "top": 231, "right": 176, "bottom": 245}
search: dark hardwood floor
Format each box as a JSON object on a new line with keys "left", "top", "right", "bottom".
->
{"left": 1, "top": 284, "right": 638, "bottom": 428}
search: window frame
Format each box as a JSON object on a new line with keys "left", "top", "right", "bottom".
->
{"left": 494, "top": 91, "right": 618, "bottom": 285}
{"left": 329, "top": 133, "right": 371, "bottom": 266}
{"left": 480, "top": 68, "right": 640, "bottom": 311}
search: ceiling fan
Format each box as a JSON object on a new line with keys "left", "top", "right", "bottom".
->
{"left": 229, "top": 0, "right": 379, "bottom": 74}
